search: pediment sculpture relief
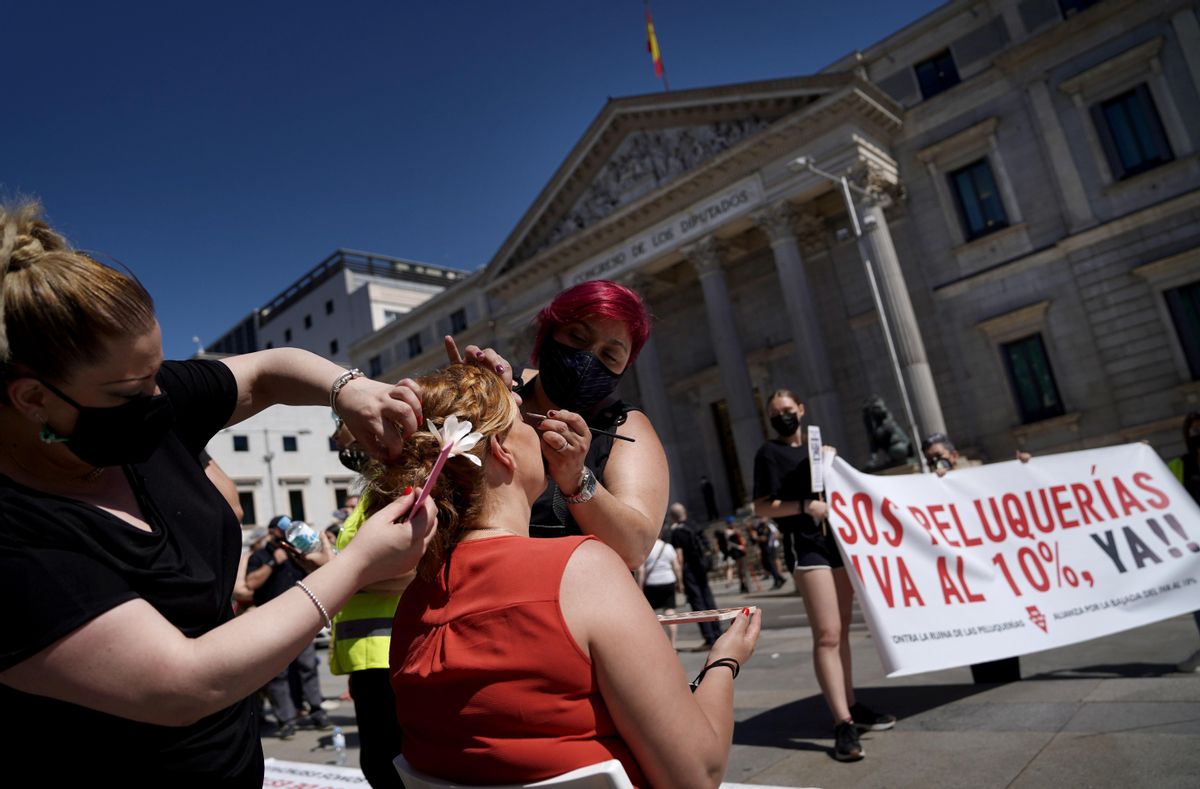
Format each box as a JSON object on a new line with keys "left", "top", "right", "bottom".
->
{"left": 529, "top": 117, "right": 770, "bottom": 257}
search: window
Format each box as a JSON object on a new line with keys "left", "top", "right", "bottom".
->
{"left": 1001, "top": 335, "right": 1065, "bottom": 424}
{"left": 1059, "top": 0, "right": 1100, "bottom": 18}
{"left": 1091, "top": 85, "right": 1173, "bottom": 180}
{"left": 282, "top": 435, "right": 298, "bottom": 452}
{"left": 288, "top": 489, "right": 306, "bottom": 522}
{"left": 384, "top": 309, "right": 403, "bottom": 324}
{"left": 407, "top": 333, "right": 423, "bottom": 359}
{"left": 368, "top": 354, "right": 383, "bottom": 378}
{"left": 334, "top": 488, "right": 349, "bottom": 510}
{"left": 304, "top": 314, "right": 313, "bottom": 330}
{"left": 1164, "top": 281, "right": 1200, "bottom": 380}
{"left": 237, "top": 491, "right": 256, "bottom": 526}
{"left": 325, "top": 299, "right": 334, "bottom": 315}
{"left": 914, "top": 50, "right": 960, "bottom": 100}
{"left": 328, "top": 436, "right": 339, "bottom": 451}
{"left": 232, "top": 435, "right": 249, "bottom": 452}
{"left": 330, "top": 339, "right": 339, "bottom": 355}
{"left": 949, "top": 159, "right": 1008, "bottom": 241}
{"left": 284, "top": 328, "right": 292, "bottom": 343}
{"left": 450, "top": 308, "right": 468, "bottom": 334}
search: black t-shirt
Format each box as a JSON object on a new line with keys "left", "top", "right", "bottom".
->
{"left": 247, "top": 544, "right": 306, "bottom": 607}
{"left": 669, "top": 520, "right": 711, "bottom": 582}
{"left": 753, "top": 438, "right": 818, "bottom": 536}
{"left": 0, "top": 359, "right": 262, "bottom": 785}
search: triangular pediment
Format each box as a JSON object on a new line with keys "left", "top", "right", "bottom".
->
{"left": 532, "top": 117, "right": 772, "bottom": 255}
{"left": 486, "top": 74, "right": 861, "bottom": 280}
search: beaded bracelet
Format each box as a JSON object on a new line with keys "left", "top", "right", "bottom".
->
{"left": 689, "top": 657, "right": 741, "bottom": 692}
{"left": 294, "top": 580, "right": 332, "bottom": 631}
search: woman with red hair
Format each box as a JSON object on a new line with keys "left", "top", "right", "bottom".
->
{"left": 448, "top": 279, "right": 667, "bottom": 568}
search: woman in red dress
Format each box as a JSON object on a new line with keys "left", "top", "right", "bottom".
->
{"left": 374, "top": 364, "right": 762, "bottom": 788}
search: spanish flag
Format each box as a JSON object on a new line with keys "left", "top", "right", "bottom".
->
{"left": 646, "top": 6, "right": 666, "bottom": 85}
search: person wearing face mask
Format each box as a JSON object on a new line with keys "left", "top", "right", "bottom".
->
{"left": 1167, "top": 412, "right": 1200, "bottom": 673}
{"left": 921, "top": 431, "right": 1027, "bottom": 685}
{"left": 445, "top": 280, "right": 668, "bottom": 569}
{"left": 0, "top": 202, "right": 436, "bottom": 785}
{"left": 752, "top": 389, "right": 895, "bottom": 762}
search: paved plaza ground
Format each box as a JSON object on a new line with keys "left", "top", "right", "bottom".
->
{"left": 263, "top": 580, "right": 1200, "bottom": 788}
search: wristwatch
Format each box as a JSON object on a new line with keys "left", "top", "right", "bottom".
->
{"left": 563, "top": 466, "right": 597, "bottom": 505}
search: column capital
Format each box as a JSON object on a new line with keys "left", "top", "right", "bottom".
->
{"left": 752, "top": 201, "right": 799, "bottom": 243}
{"left": 622, "top": 271, "right": 665, "bottom": 302}
{"left": 794, "top": 211, "right": 828, "bottom": 257}
{"left": 848, "top": 161, "right": 905, "bottom": 209}
{"left": 682, "top": 236, "right": 726, "bottom": 277}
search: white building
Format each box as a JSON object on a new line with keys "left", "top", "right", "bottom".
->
{"left": 203, "top": 250, "right": 469, "bottom": 528}
{"left": 207, "top": 249, "right": 468, "bottom": 366}
{"left": 205, "top": 404, "right": 355, "bottom": 530}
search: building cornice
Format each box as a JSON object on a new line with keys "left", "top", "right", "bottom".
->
{"left": 994, "top": 0, "right": 1174, "bottom": 75}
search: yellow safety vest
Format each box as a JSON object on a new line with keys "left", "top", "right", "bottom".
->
{"left": 1168, "top": 456, "right": 1184, "bottom": 484}
{"left": 329, "top": 496, "right": 403, "bottom": 675}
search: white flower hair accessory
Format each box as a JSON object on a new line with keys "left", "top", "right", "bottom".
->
{"left": 426, "top": 414, "right": 483, "bottom": 467}
{"left": 408, "top": 414, "right": 484, "bottom": 516}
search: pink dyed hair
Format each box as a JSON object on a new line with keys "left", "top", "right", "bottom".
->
{"left": 531, "top": 280, "right": 652, "bottom": 366}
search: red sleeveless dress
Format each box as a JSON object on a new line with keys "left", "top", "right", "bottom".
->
{"left": 390, "top": 534, "right": 647, "bottom": 787}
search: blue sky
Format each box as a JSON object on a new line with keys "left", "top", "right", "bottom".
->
{"left": 5, "top": 1, "right": 944, "bottom": 360}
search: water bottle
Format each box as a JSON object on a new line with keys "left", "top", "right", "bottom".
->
{"left": 332, "top": 726, "right": 347, "bottom": 766}
{"left": 285, "top": 519, "right": 320, "bottom": 554}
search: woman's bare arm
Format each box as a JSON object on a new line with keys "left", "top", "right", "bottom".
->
{"left": 545, "top": 410, "right": 667, "bottom": 568}
{"left": 560, "top": 540, "right": 760, "bottom": 788}
{"left": 0, "top": 494, "right": 435, "bottom": 726}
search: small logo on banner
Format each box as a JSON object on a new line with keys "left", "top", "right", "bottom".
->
{"left": 1026, "top": 605, "right": 1048, "bottom": 633}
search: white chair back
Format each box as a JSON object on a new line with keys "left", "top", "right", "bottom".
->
{"left": 393, "top": 755, "right": 635, "bottom": 789}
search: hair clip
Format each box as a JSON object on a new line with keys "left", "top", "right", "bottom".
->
{"left": 408, "top": 415, "right": 483, "bottom": 515}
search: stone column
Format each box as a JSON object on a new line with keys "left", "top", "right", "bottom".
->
{"left": 753, "top": 202, "right": 847, "bottom": 452}
{"left": 625, "top": 275, "right": 687, "bottom": 506}
{"left": 684, "top": 237, "right": 762, "bottom": 502}
{"left": 856, "top": 199, "right": 946, "bottom": 440}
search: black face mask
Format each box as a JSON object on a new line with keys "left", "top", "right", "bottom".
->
{"left": 770, "top": 412, "right": 800, "bottom": 437}
{"left": 40, "top": 379, "right": 175, "bottom": 468}
{"left": 537, "top": 336, "right": 623, "bottom": 413}
{"left": 338, "top": 444, "right": 370, "bottom": 473}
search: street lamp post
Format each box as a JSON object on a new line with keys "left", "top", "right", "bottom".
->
{"left": 262, "top": 428, "right": 278, "bottom": 517}
{"left": 261, "top": 427, "right": 312, "bottom": 518}
{"left": 789, "top": 157, "right": 929, "bottom": 474}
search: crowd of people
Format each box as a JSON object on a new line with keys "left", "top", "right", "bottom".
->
{"left": 1, "top": 201, "right": 1195, "bottom": 786}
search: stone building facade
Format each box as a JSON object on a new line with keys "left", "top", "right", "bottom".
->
{"left": 351, "top": 0, "right": 1200, "bottom": 517}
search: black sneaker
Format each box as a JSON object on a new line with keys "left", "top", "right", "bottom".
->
{"left": 277, "top": 721, "right": 297, "bottom": 740}
{"left": 305, "top": 710, "right": 334, "bottom": 731}
{"left": 850, "top": 702, "right": 896, "bottom": 732}
{"left": 833, "top": 720, "right": 864, "bottom": 762}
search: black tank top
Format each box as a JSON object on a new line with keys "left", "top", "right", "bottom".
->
{"left": 526, "top": 390, "right": 640, "bottom": 539}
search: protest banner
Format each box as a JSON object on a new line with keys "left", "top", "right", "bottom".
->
{"left": 824, "top": 443, "right": 1200, "bottom": 677}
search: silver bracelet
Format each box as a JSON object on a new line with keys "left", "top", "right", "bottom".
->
{"left": 329, "top": 368, "right": 365, "bottom": 414}
{"left": 294, "top": 580, "right": 332, "bottom": 631}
